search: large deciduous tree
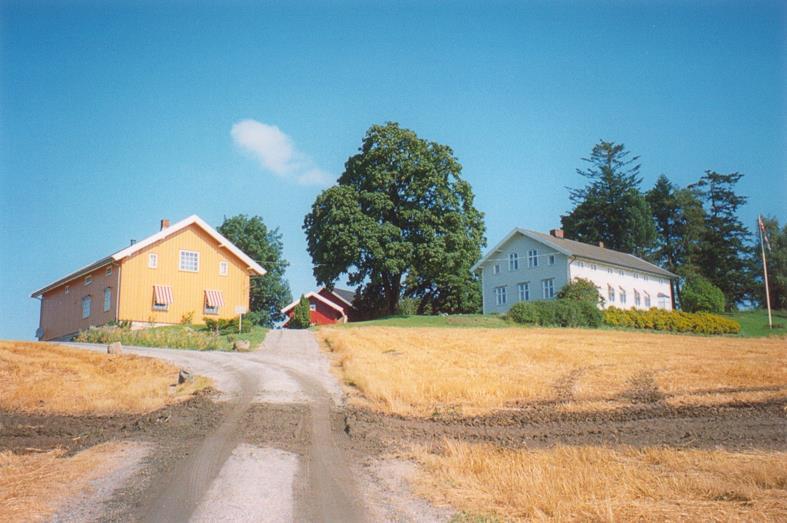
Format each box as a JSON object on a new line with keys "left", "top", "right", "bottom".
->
{"left": 689, "top": 171, "right": 751, "bottom": 309}
{"left": 303, "top": 122, "right": 486, "bottom": 316}
{"left": 218, "top": 214, "right": 292, "bottom": 325}
{"left": 561, "top": 141, "right": 656, "bottom": 258}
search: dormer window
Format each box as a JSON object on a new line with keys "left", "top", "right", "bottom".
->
{"left": 84, "top": 275, "right": 92, "bottom": 286}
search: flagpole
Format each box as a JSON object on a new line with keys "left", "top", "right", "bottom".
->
{"left": 758, "top": 215, "right": 773, "bottom": 329}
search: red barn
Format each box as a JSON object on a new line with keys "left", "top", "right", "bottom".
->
{"left": 281, "top": 287, "right": 357, "bottom": 327}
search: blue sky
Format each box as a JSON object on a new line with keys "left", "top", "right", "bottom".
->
{"left": 1, "top": 1, "right": 784, "bottom": 339}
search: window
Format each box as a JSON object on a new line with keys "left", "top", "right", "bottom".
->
{"left": 148, "top": 253, "right": 158, "bottom": 269}
{"left": 644, "top": 275, "right": 649, "bottom": 282}
{"left": 153, "top": 285, "right": 173, "bottom": 311}
{"left": 204, "top": 304, "right": 219, "bottom": 315}
{"left": 548, "top": 255, "right": 555, "bottom": 266}
{"left": 644, "top": 293, "right": 651, "bottom": 308}
{"left": 81, "top": 296, "right": 91, "bottom": 319}
{"left": 634, "top": 290, "right": 641, "bottom": 307}
{"left": 608, "top": 267, "right": 613, "bottom": 274}
{"left": 591, "top": 263, "right": 597, "bottom": 271}
{"left": 658, "top": 295, "right": 668, "bottom": 309}
{"left": 542, "top": 278, "right": 555, "bottom": 299}
{"left": 608, "top": 285, "right": 615, "bottom": 302}
{"left": 620, "top": 288, "right": 627, "bottom": 305}
{"left": 494, "top": 286, "right": 507, "bottom": 306}
{"left": 493, "top": 263, "right": 501, "bottom": 275}
{"left": 517, "top": 282, "right": 529, "bottom": 301}
{"left": 309, "top": 303, "right": 317, "bottom": 311}
{"left": 84, "top": 275, "right": 92, "bottom": 286}
{"left": 179, "top": 250, "right": 199, "bottom": 272}
{"left": 65, "top": 285, "right": 70, "bottom": 295}
{"left": 103, "top": 287, "right": 111, "bottom": 312}
{"left": 219, "top": 261, "right": 229, "bottom": 276}
{"left": 106, "top": 266, "right": 112, "bottom": 276}
{"left": 577, "top": 260, "right": 584, "bottom": 268}
{"left": 528, "top": 249, "right": 539, "bottom": 268}
{"left": 633, "top": 272, "right": 639, "bottom": 279}
{"left": 619, "top": 269, "right": 625, "bottom": 276}
{"left": 509, "top": 253, "right": 519, "bottom": 271}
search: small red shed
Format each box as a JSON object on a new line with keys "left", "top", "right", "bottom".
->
{"left": 281, "top": 287, "right": 356, "bottom": 327}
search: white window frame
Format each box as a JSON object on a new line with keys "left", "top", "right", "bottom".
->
{"left": 493, "top": 263, "right": 501, "bottom": 275}
{"left": 634, "top": 290, "right": 641, "bottom": 307}
{"left": 64, "top": 285, "right": 70, "bottom": 295}
{"left": 542, "top": 278, "right": 555, "bottom": 299}
{"left": 591, "top": 263, "right": 597, "bottom": 270}
{"left": 494, "top": 286, "right": 507, "bottom": 306}
{"left": 517, "top": 282, "right": 529, "bottom": 301}
{"left": 148, "top": 253, "right": 158, "bottom": 269}
{"left": 548, "top": 254, "right": 555, "bottom": 266}
{"left": 81, "top": 295, "right": 91, "bottom": 319}
{"left": 528, "top": 249, "right": 538, "bottom": 268}
{"left": 619, "top": 269, "right": 625, "bottom": 276}
{"left": 644, "top": 293, "right": 652, "bottom": 308}
{"left": 103, "top": 287, "right": 111, "bottom": 312}
{"left": 219, "top": 260, "right": 229, "bottom": 276}
{"left": 620, "top": 288, "right": 627, "bottom": 305}
{"left": 608, "top": 285, "right": 615, "bottom": 303}
{"left": 179, "top": 250, "right": 200, "bottom": 272}
{"left": 106, "top": 266, "right": 112, "bottom": 276}
{"left": 658, "top": 295, "right": 668, "bottom": 309}
{"left": 309, "top": 303, "right": 317, "bottom": 311}
{"left": 509, "top": 252, "right": 519, "bottom": 271}
{"left": 644, "top": 274, "right": 649, "bottom": 282}
{"left": 153, "top": 302, "right": 168, "bottom": 311}
{"left": 84, "top": 275, "right": 92, "bottom": 286}
{"left": 608, "top": 267, "right": 613, "bottom": 274}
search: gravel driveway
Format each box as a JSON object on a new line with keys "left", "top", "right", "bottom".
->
{"left": 60, "top": 330, "right": 446, "bottom": 523}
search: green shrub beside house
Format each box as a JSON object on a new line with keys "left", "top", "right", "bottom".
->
{"left": 603, "top": 307, "right": 740, "bottom": 335}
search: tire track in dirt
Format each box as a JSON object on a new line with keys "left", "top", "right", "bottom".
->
{"left": 140, "top": 360, "right": 258, "bottom": 522}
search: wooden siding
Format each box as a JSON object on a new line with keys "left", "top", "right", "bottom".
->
{"left": 38, "top": 264, "right": 119, "bottom": 340}
{"left": 117, "top": 224, "right": 251, "bottom": 324}
{"left": 286, "top": 295, "right": 345, "bottom": 326}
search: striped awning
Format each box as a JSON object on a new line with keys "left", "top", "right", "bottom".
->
{"left": 205, "top": 290, "right": 224, "bottom": 308}
{"left": 153, "top": 285, "right": 174, "bottom": 305}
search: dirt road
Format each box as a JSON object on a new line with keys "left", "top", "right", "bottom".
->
{"left": 56, "top": 331, "right": 441, "bottom": 522}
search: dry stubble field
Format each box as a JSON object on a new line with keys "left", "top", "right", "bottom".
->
{"left": 320, "top": 326, "right": 787, "bottom": 521}
{"left": 0, "top": 341, "right": 209, "bottom": 522}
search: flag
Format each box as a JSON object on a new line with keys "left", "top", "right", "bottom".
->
{"left": 758, "top": 215, "right": 771, "bottom": 251}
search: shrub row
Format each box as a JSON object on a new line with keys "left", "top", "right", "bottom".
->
{"left": 602, "top": 307, "right": 740, "bottom": 335}
{"left": 75, "top": 325, "right": 225, "bottom": 350}
{"left": 205, "top": 316, "right": 254, "bottom": 334}
{"left": 508, "top": 299, "right": 602, "bottom": 328}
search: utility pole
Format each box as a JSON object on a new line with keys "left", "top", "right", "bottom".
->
{"left": 758, "top": 215, "right": 773, "bottom": 329}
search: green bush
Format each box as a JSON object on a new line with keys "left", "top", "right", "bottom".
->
{"left": 602, "top": 307, "right": 740, "bottom": 335}
{"left": 288, "top": 295, "right": 311, "bottom": 329}
{"left": 508, "top": 299, "right": 602, "bottom": 328}
{"left": 205, "top": 316, "right": 254, "bottom": 334}
{"left": 557, "top": 278, "right": 604, "bottom": 306}
{"left": 680, "top": 274, "right": 725, "bottom": 313}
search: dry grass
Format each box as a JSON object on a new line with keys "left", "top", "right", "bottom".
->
{"left": 320, "top": 327, "right": 787, "bottom": 416}
{"left": 412, "top": 441, "right": 787, "bottom": 522}
{"left": 0, "top": 341, "right": 209, "bottom": 415}
{"left": 0, "top": 442, "right": 127, "bottom": 522}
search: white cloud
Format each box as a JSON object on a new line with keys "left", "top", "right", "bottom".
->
{"left": 231, "top": 119, "right": 333, "bottom": 186}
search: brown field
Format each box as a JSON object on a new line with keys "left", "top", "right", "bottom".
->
{"left": 320, "top": 327, "right": 787, "bottom": 416}
{"left": 412, "top": 441, "right": 787, "bottom": 522}
{"left": 0, "top": 443, "right": 128, "bottom": 522}
{"left": 0, "top": 341, "right": 209, "bottom": 415}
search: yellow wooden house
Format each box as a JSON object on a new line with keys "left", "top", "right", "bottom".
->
{"left": 31, "top": 215, "right": 266, "bottom": 340}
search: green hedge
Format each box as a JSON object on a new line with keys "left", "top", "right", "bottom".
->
{"left": 508, "top": 299, "right": 602, "bottom": 328}
{"left": 75, "top": 325, "right": 225, "bottom": 350}
{"left": 602, "top": 307, "right": 740, "bottom": 335}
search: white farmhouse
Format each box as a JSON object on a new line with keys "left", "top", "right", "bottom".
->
{"left": 472, "top": 228, "right": 677, "bottom": 314}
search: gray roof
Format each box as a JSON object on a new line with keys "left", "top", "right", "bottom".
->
{"left": 329, "top": 288, "right": 357, "bottom": 307}
{"left": 473, "top": 228, "right": 677, "bottom": 279}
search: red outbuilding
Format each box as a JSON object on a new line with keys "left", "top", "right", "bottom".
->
{"left": 281, "top": 287, "right": 357, "bottom": 327}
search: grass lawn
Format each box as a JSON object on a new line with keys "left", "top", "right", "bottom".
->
{"left": 341, "top": 314, "right": 511, "bottom": 329}
{"left": 320, "top": 326, "right": 787, "bottom": 417}
{"left": 726, "top": 309, "right": 787, "bottom": 337}
{"left": 75, "top": 323, "right": 268, "bottom": 351}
